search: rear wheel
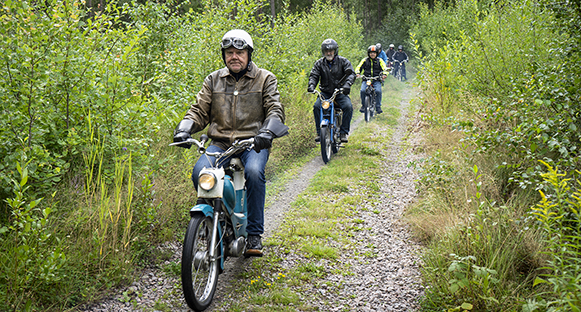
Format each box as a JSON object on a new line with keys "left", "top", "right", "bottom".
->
{"left": 182, "top": 214, "right": 220, "bottom": 311}
{"left": 320, "top": 126, "right": 331, "bottom": 164}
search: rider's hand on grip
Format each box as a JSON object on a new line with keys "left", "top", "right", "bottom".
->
{"left": 173, "top": 119, "right": 195, "bottom": 149}
{"left": 253, "top": 131, "right": 273, "bottom": 152}
{"left": 307, "top": 85, "right": 315, "bottom": 93}
{"left": 173, "top": 132, "right": 192, "bottom": 149}
{"left": 341, "top": 87, "right": 350, "bottom": 95}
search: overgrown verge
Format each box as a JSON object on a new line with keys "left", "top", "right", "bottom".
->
{"left": 407, "top": 0, "right": 581, "bottom": 310}
{"left": 0, "top": 0, "right": 363, "bottom": 310}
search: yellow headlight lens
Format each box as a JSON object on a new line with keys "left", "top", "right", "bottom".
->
{"left": 322, "top": 100, "right": 330, "bottom": 109}
{"left": 366, "top": 80, "right": 372, "bottom": 86}
{"left": 198, "top": 173, "right": 216, "bottom": 191}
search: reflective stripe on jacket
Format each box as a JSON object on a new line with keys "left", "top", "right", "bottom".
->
{"left": 355, "top": 57, "right": 388, "bottom": 77}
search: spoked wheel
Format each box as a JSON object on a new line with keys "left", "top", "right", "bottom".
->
{"left": 396, "top": 68, "right": 403, "bottom": 81}
{"left": 332, "top": 116, "right": 341, "bottom": 154}
{"left": 365, "top": 95, "right": 372, "bottom": 122}
{"left": 320, "top": 126, "right": 332, "bottom": 164}
{"left": 182, "top": 213, "right": 220, "bottom": 311}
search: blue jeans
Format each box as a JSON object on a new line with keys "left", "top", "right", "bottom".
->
{"left": 313, "top": 92, "right": 353, "bottom": 135}
{"left": 360, "top": 80, "right": 382, "bottom": 109}
{"left": 192, "top": 145, "right": 269, "bottom": 236}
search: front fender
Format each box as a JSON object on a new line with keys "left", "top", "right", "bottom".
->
{"left": 190, "top": 204, "right": 214, "bottom": 218}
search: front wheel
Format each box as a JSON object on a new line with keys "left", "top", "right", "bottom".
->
{"left": 320, "top": 126, "right": 332, "bottom": 164}
{"left": 365, "top": 95, "right": 372, "bottom": 122}
{"left": 182, "top": 213, "right": 220, "bottom": 311}
{"left": 396, "top": 67, "right": 403, "bottom": 81}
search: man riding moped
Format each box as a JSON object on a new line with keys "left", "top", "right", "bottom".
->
{"left": 172, "top": 29, "right": 286, "bottom": 257}
{"left": 392, "top": 45, "right": 409, "bottom": 81}
{"left": 308, "top": 39, "right": 356, "bottom": 143}
{"left": 355, "top": 45, "right": 388, "bottom": 114}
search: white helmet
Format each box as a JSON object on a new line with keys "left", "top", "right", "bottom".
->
{"left": 389, "top": 43, "right": 395, "bottom": 48}
{"left": 221, "top": 29, "right": 254, "bottom": 52}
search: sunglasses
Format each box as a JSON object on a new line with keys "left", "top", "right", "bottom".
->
{"left": 221, "top": 37, "right": 249, "bottom": 50}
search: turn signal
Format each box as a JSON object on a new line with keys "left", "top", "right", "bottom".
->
{"left": 198, "top": 173, "right": 216, "bottom": 191}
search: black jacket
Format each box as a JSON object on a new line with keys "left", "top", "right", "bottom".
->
{"left": 393, "top": 51, "right": 409, "bottom": 63}
{"left": 308, "top": 56, "right": 355, "bottom": 94}
{"left": 386, "top": 48, "right": 396, "bottom": 62}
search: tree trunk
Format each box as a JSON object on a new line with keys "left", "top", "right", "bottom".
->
{"left": 364, "top": 0, "right": 369, "bottom": 36}
{"left": 270, "top": 0, "right": 275, "bottom": 28}
{"left": 378, "top": 0, "right": 382, "bottom": 27}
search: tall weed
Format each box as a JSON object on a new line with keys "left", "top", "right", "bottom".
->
{"left": 528, "top": 162, "right": 581, "bottom": 310}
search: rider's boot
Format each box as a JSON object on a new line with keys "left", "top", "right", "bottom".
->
{"left": 244, "top": 235, "right": 263, "bottom": 257}
{"left": 340, "top": 133, "right": 349, "bottom": 143}
{"left": 376, "top": 106, "right": 383, "bottom": 114}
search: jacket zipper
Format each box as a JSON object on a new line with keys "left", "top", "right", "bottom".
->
{"left": 232, "top": 80, "right": 239, "bottom": 143}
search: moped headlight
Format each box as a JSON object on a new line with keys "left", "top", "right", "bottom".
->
{"left": 198, "top": 173, "right": 216, "bottom": 191}
{"left": 322, "top": 100, "right": 330, "bottom": 109}
{"left": 366, "top": 80, "right": 372, "bottom": 86}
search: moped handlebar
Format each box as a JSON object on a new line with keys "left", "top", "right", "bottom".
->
{"left": 360, "top": 75, "right": 382, "bottom": 81}
{"left": 310, "top": 88, "right": 343, "bottom": 103}
{"left": 170, "top": 136, "right": 254, "bottom": 166}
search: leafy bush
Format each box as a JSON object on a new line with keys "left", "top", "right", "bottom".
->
{"left": 411, "top": 0, "right": 579, "bottom": 192}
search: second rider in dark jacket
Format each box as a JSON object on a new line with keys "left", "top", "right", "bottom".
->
{"left": 308, "top": 39, "right": 355, "bottom": 143}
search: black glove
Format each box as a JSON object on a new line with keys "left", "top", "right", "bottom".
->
{"left": 253, "top": 131, "right": 273, "bottom": 153}
{"left": 307, "top": 85, "right": 315, "bottom": 93}
{"left": 341, "top": 86, "right": 351, "bottom": 95}
{"left": 173, "top": 119, "right": 194, "bottom": 149}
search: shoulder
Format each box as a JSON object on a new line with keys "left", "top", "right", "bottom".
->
{"left": 337, "top": 55, "right": 352, "bottom": 64}
{"left": 313, "top": 57, "right": 325, "bottom": 66}
{"left": 213, "top": 67, "right": 229, "bottom": 79}
{"left": 253, "top": 63, "right": 277, "bottom": 81}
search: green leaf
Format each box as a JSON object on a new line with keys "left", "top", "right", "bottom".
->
{"left": 460, "top": 302, "right": 473, "bottom": 310}
{"left": 449, "top": 283, "right": 459, "bottom": 293}
{"left": 533, "top": 277, "right": 547, "bottom": 287}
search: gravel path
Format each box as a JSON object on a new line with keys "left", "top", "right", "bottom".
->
{"left": 79, "top": 86, "right": 424, "bottom": 312}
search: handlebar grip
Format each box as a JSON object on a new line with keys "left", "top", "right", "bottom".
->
{"left": 200, "top": 134, "right": 209, "bottom": 144}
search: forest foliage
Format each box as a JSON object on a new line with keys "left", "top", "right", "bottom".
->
{"left": 410, "top": 0, "right": 581, "bottom": 310}
{"left": 3, "top": 0, "right": 581, "bottom": 310}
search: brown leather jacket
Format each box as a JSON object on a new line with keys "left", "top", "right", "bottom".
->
{"left": 184, "top": 62, "right": 285, "bottom": 150}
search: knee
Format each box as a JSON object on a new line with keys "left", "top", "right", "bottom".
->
{"left": 245, "top": 164, "right": 265, "bottom": 183}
